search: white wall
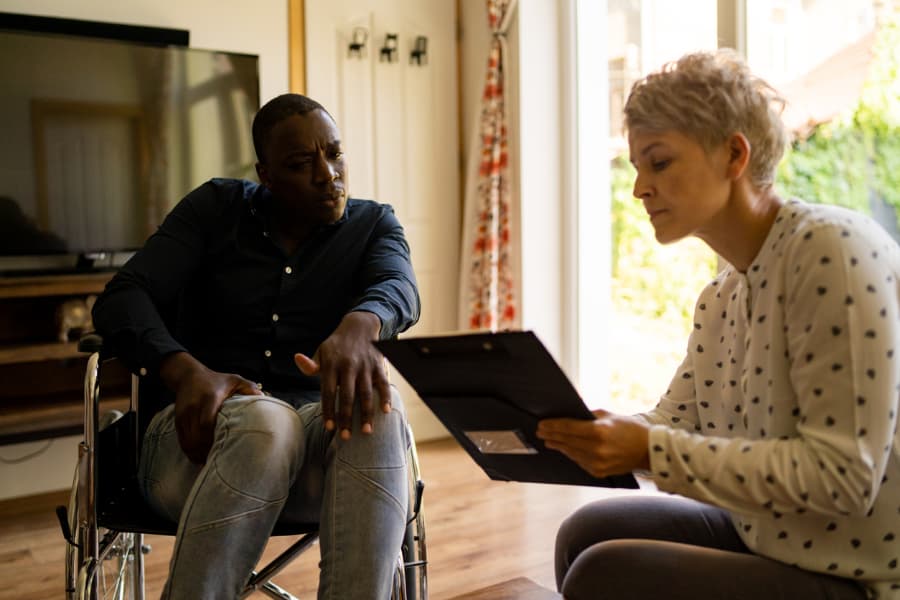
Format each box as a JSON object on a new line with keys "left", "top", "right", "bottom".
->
{"left": 0, "top": 436, "right": 80, "bottom": 499}
{"left": 0, "top": 0, "right": 289, "bottom": 102}
{"left": 459, "top": 1, "right": 491, "bottom": 159}
{"left": 516, "top": 1, "right": 565, "bottom": 363}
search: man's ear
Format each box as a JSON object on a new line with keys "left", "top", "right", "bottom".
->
{"left": 255, "top": 162, "right": 270, "bottom": 188}
{"left": 726, "top": 132, "right": 751, "bottom": 180}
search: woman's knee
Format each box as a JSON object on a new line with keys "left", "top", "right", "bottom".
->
{"left": 561, "top": 540, "right": 665, "bottom": 600}
{"left": 555, "top": 506, "right": 611, "bottom": 590}
{"left": 556, "top": 499, "right": 631, "bottom": 560}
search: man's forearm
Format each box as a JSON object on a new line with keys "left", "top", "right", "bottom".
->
{"left": 159, "top": 351, "right": 205, "bottom": 393}
{"left": 92, "top": 281, "right": 187, "bottom": 377}
{"left": 353, "top": 278, "right": 420, "bottom": 339}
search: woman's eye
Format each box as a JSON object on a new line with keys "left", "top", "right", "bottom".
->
{"left": 651, "top": 159, "right": 670, "bottom": 171}
{"left": 332, "top": 151, "right": 344, "bottom": 160}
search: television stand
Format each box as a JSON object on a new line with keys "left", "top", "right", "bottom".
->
{"left": 0, "top": 273, "right": 130, "bottom": 444}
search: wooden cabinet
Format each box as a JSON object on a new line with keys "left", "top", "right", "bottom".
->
{"left": 0, "top": 273, "right": 130, "bottom": 444}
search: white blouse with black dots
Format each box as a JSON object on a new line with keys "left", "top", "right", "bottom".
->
{"left": 641, "top": 199, "right": 900, "bottom": 598}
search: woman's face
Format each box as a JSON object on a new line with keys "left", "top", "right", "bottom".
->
{"left": 627, "top": 128, "right": 733, "bottom": 245}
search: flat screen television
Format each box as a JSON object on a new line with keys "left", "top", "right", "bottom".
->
{"left": 0, "top": 16, "right": 260, "bottom": 275}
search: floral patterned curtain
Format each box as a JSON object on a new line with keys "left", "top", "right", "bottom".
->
{"left": 463, "top": 0, "right": 519, "bottom": 331}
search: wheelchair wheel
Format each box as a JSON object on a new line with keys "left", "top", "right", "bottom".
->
{"left": 93, "top": 531, "right": 140, "bottom": 600}
{"left": 64, "top": 461, "right": 80, "bottom": 600}
{"left": 398, "top": 437, "right": 427, "bottom": 600}
{"left": 65, "top": 456, "right": 143, "bottom": 600}
{"left": 400, "top": 507, "right": 427, "bottom": 600}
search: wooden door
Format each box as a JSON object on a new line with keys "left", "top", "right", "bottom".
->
{"left": 305, "top": 0, "right": 459, "bottom": 440}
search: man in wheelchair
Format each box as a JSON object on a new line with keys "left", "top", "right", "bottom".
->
{"left": 91, "top": 93, "right": 421, "bottom": 599}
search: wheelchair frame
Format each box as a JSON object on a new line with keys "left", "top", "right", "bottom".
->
{"left": 58, "top": 335, "right": 428, "bottom": 599}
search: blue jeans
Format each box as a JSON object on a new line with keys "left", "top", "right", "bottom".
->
{"left": 137, "top": 388, "right": 409, "bottom": 599}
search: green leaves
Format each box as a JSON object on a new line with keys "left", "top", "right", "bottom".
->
{"left": 777, "top": 15, "right": 900, "bottom": 229}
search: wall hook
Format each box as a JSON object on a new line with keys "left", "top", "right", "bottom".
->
{"left": 347, "top": 27, "right": 368, "bottom": 58}
{"left": 380, "top": 33, "right": 398, "bottom": 62}
{"left": 410, "top": 35, "right": 428, "bottom": 66}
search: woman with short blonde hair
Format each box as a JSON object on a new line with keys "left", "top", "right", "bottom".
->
{"left": 538, "top": 50, "right": 900, "bottom": 599}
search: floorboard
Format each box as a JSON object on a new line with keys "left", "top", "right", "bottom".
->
{"left": 0, "top": 437, "right": 651, "bottom": 599}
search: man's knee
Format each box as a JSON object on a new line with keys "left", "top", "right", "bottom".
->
{"left": 370, "top": 385, "right": 408, "bottom": 443}
{"left": 215, "top": 396, "right": 304, "bottom": 476}
{"left": 378, "top": 385, "right": 406, "bottom": 420}
{"left": 334, "top": 387, "right": 408, "bottom": 469}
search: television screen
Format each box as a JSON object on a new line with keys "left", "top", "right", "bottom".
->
{"left": 0, "top": 27, "right": 259, "bottom": 274}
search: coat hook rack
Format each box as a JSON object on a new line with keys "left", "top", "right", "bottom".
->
{"left": 380, "top": 33, "right": 399, "bottom": 62}
{"left": 410, "top": 35, "right": 428, "bottom": 66}
{"left": 347, "top": 27, "right": 368, "bottom": 58}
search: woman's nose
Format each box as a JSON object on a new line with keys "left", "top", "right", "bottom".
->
{"left": 632, "top": 173, "right": 652, "bottom": 200}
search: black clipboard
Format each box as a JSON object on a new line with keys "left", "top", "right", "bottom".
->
{"left": 376, "top": 330, "right": 638, "bottom": 489}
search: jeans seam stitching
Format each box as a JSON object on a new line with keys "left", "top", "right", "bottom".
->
{"left": 182, "top": 502, "right": 282, "bottom": 535}
{"left": 336, "top": 455, "right": 407, "bottom": 517}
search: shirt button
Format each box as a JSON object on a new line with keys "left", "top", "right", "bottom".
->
{"left": 272, "top": 313, "right": 279, "bottom": 322}
{"left": 139, "top": 367, "right": 147, "bottom": 376}
{"left": 264, "top": 349, "right": 272, "bottom": 358}
{"left": 284, "top": 266, "right": 293, "bottom": 274}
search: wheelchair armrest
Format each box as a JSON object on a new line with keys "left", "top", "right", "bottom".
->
{"left": 78, "top": 333, "right": 105, "bottom": 354}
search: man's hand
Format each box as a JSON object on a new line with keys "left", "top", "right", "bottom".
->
{"left": 294, "top": 311, "right": 388, "bottom": 440}
{"left": 159, "top": 352, "right": 261, "bottom": 464}
{"left": 536, "top": 409, "right": 651, "bottom": 478}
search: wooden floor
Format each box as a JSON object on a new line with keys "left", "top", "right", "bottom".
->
{"left": 0, "top": 437, "right": 649, "bottom": 599}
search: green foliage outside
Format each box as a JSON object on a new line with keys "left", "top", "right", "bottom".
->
{"left": 608, "top": 155, "right": 714, "bottom": 411}
{"left": 776, "top": 17, "right": 900, "bottom": 221}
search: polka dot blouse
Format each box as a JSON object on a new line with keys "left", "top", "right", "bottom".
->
{"left": 641, "top": 200, "right": 900, "bottom": 598}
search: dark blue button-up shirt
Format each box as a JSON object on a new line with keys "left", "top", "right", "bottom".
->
{"left": 93, "top": 178, "right": 420, "bottom": 410}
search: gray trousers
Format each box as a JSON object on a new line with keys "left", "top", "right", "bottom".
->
{"left": 139, "top": 390, "right": 409, "bottom": 599}
{"left": 555, "top": 495, "right": 867, "bottom": 600}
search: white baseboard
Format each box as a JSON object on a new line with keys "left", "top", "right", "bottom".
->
{"left": 0, "top": 435, "right": 79, "bottom": 501}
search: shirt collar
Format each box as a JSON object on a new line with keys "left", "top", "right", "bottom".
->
{"left": 247, "top": 183, "right": 350, "bottom": 234}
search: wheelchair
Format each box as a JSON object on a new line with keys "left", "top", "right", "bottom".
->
{"left": 58, "top": 333, "right": 428, "bottom": 599}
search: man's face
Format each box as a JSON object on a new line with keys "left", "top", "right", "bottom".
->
{"left": 256, "top": 109, "right": 347, "bottom": 226}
